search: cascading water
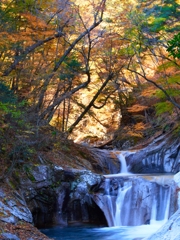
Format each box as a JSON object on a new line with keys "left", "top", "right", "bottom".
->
{"left": 40, "top": 150, "right": 178, "bottom": 240}
{"left": 92, "top": 151, "right": 177, "bottom": 229}
{"left": 150, "top": 180, "right": 172, "bottom": 224}
{"left": 94, "top": 177, "right": 174, "bottom": 228}
{"left": 100, "top": 179, "right": 132, "bottom": 227}
{"left": 117, "top": 152, "right": 129, "bottom": 173}
{"left": 114, "top": 182, "right": 132, "bottom": 226}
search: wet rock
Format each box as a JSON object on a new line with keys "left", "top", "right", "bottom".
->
{"left": 174, "top": 172, "right": 180, "bottom": 208}
{"left": 17, "top": 165, "right": 106, "bottom": 227}
{"left": 1, "top": 215, "right": 17, "bottom": 224}
{"left": 0, "top": 189, "right": 5, "bottom": 198}
{"left": 32, "top": 165, "right": 49, "bottom": 182}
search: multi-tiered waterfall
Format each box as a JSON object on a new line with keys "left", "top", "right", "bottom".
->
{"left": 93, "top": 176, "right": 175, "bottom": 227}
{"left": 92, "top": 151, "right": 177, "bottom": 228}
{"left": 40, "top": 149, "right": 179, "bottom": 240}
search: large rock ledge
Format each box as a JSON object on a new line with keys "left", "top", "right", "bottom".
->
{"left": 0, "top": 147, "right": 120, "bottom": 239}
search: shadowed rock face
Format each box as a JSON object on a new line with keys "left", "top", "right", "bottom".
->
{"left": 17, "top": 166, "right": 107, "bottom": 227}
{"left": 53, "top": 169, "right": 107, "bottom": 226}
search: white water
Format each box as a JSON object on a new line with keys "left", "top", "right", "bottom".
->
{"left": 102, "top": 179, "right": 116, "bottom": 227}
{"left": 101, "top": 155, "right": 174, "bottom": 233}
{"left": 102, "top": 174, "right": 173, "bottom": 226}
{"left": 98, "top": 179, "right": 132, "bottom": 227}
{"left": 104, "top": 151, "right": 132, "bottom": 178}
{"left": 44, "top": 176, "right": 174, "bottom": 240}
{"left": 150, "top": 185, "right": 171, "bottom": 227}
{"left": 117, "top": 152, "right": 129, "bottom": 173}
{"left": 114, "top": 182, "right": 132, "bottom": 226}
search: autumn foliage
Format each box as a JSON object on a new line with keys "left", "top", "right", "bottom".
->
{"left": 0, "top": 0, "right": 179, "bottom": 144}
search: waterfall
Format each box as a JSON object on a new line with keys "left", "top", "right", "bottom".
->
{"left": 116, "top": 152, "right": 129, "bottom": 173}
{"left": 114, "top": 182, "right": 132, "bottom": 226}
{"left": 102, "top": 179, "right": 116, "bottom": 227}
{"left": 115, "top": 150, "right": 137, "bottom": 174}
{"left": 97, "top": 179, "right": 132, "bottom": 227}
{"left": 92, "top": 175, "right": 176, "bottom": 228}
{"left": 150, "top": 185, "right": 171, "bottom": 225}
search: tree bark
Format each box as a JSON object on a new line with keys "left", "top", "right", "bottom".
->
{"left": 68, "top": 72, "right": 114, "bottom": 133}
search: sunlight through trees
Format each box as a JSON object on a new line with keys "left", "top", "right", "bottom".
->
{"left": 0, "top": 0, "right": 179, "bottom": 143}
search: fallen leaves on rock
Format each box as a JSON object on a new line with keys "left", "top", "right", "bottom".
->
{"left": 0, "top": 221, "right": 52, "bottom": 240}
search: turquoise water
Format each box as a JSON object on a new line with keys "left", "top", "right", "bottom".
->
{"left": 41, "top": 223, "right": 163, "bottom": 240}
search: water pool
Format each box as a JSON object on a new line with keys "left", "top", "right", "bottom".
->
{"left": 41, "top": 223, "right": 163, "bottom": 240}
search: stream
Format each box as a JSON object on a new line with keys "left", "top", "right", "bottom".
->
{"left": 40, "top": 151, "right": 176, "bottom": 240}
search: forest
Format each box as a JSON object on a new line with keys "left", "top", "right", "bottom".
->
{"left": 0, "top": 0, "right": 180, "bottom": 239}
{"left": 0, "top": 0, "right": 180, "bottom": 174}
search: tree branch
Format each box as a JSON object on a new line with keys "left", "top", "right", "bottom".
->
{"left": 127, "top": 67, "right": 180, "bottom": 110}
{"left": 3, "top": 31, "right": 64, "bottom": 76}
{"left": 68, "top": 72, "right": 114, "bottom": 134}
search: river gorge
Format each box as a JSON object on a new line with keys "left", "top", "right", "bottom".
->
{"left": 0, "top": 132, "right": 180, "bottom": 239}
{"left": 40, "top": 152, "right": 178, "bottom": 239}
